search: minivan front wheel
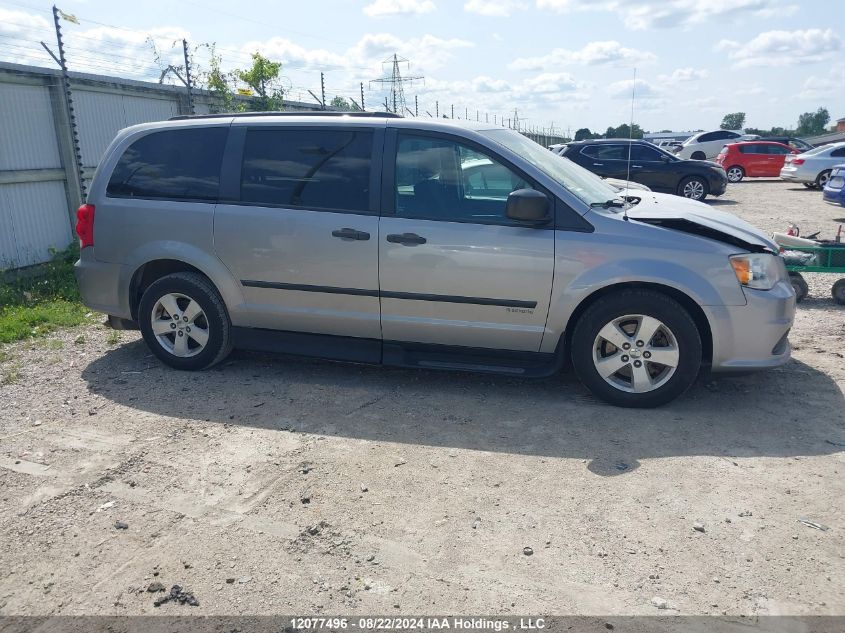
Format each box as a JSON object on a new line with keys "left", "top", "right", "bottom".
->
{"left": 570, "top": 290, "right": 702, "bottom": 408}
{"left": 138, "top": 272, "right": 232, "bottom": 370}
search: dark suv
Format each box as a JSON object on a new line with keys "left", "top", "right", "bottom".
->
{"left": 559, "top": 139, "right": 728, "bottom": 201}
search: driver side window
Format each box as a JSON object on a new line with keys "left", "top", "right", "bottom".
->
{"left": 395, "top": 134, "right": 531, "bottom": 223}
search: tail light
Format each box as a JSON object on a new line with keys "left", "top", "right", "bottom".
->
{"left": 76, "top": 204, "right": 95, "bottom": 248}
{"left": 791, "top": 158, "right": 805, "bottom": 165}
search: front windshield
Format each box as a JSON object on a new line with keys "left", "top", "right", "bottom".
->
{"left": 481, "top": 128, "right": 619, "bottom": 207}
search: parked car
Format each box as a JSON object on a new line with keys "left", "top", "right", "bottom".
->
{"left": 560, "top": 139, "right": 727, "bottom": 200}
{"left": 674, "top": 130, "right": 748, "bottom": 160}
{"left": 75, "top": 112, "right": 794, "bottom": 408}
{"left": 822, "top": 164, "right": 845, "bottom": 207}
{"left": 760, "top": 136, "right": 814, "bottom": 152}
{"left": 715, "top": 141, "right": 799, "bottom": 182}
{"left": 780, "top": 142, "right": 845, "bottom": 189}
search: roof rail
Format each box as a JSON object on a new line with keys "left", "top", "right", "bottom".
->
{"left": 169, "top": 111, "right": 402, "bottom": 121}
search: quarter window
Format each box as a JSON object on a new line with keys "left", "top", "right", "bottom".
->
{"left": 240, "top": 128, "right": 373, "bottom": 213}
{"left": 107, "top": 127, "right": 227, "bottom": 201}
{"left": 395, "top": 135, "right": 532, "bottom": 223}
{"left": 831, "top": 147, "right": 845, "bottom": 158}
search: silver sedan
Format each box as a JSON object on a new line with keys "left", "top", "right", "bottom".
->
{"left": 780, "top": 142, "right": 845, "bottom": 189}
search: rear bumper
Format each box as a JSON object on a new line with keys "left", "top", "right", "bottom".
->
{"left": 705, "top": 279, "right": 796, "bottom": 373}
{"left": 74, "top": 248, "right": 133, "bottom": 319}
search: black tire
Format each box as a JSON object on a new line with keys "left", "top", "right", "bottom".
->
{"left": 789, "top": 272, "right": 809, "bottom": 303}
{"left": 691, "top": 151, "right": 706, "bottom": 160}
{"left": 570, "top": 290, "right": 702, "bottom": 408}
{"left": 832, "top": 279, "right": 845, "bottom": 305}
{"left": 803, "top": 182, "right": 817, "bottom": 189}
{"left": 726, "top": 166, "right": 745, "bottom": 183}
{"left": 816, "top": 170, "right": 832, "bottom": 189}
{"left": 678, "top": 175, "right": 709, "bottom": 201}
{"left": 138, "top": 272, "right": 232, "bottom": 370}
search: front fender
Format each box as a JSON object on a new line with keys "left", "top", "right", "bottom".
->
{"left": 540, "top": 257, "right": 745, "bottom": 354}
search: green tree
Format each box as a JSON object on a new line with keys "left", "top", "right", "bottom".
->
{"left": 330, "top": 96, "right": 361, "bottom": 111}
{"left": 574, "top": 127, "right": 593, "bottom": 141}
{"left": 201, "top": 43, "right": 237, "bottom": 113}
{"left": 236, "top": 53, "right": 284, "bottom": 111}
{"left": 604, "top": 123, "right": 643, "bottom": 139}
{"left": 720, "top": 112, "right": 746, "bottom": 130}
{"left": 796, "top": 107, "right": 830, "bottom": 136}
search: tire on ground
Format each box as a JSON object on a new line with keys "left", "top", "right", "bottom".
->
{"left": 138, "top": 271, "right": 232, "bottom": 370}
{"left": 570, "top": 289, "right": 703, "bottom": 408}
{"left": 678, "top": 175, "right": 709, "bottom": 201}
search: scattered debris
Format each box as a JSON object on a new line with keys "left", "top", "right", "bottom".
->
{"left": 394, "top": 460, "right": 407, "bottom": 467}
{"left": 738, "top": 511, "right": 753, "bottom": 517}
{"left": 614, "top": 462, "right": 629, "bottom": 471}
{"left": 472, "top": 517, "right": 481, "bottom": 529}
{"left": 96, "top": 501, "right": 115, "bottom": 512}
{"left": 153, "top": 585, "right": 199, "bottom": 607}
{"left": 651, "top": 596, "right": 668, "bottom": 609}
{"left": 253, "top": 402, "right": 265, "bottom": 408}
{"left": 798, "top": 517, "right": 829, "bottom": 531}
{"left": 305, "top": 521, "right": 330, "bottom": 537}
{"left": 523, "top": 547, "right": 533, "bottom": 556}
{"left": 298, "top": 462, "right": 313, "bottom": 474}
{"left": 360, "top": 483, "right": 368, "bottom": 492}
{"left": 147, "top": 582, "right": 165, "bottom": 593}
{"left": 693, "top": 522, "right": 706, "bottom": 533}
{"left": 300, "top": 492, "right": 311, "bottom": 504}
{"left": 238, "top": 576, "right": 252, "bottom": 584}
{"left": 114, "top": 521, "right": 129, "bottom": 530}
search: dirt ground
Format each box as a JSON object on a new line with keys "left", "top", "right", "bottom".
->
{"left": 0, "top": 180, "right": 843, "bottom": 617}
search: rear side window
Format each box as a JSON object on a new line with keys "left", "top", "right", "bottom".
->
{"left": 240, "top": 128, "right": 373, "bottom": 213}
{"left": 581, "top": 144, "right": 627, "bottom": 160}
{"left": 831, "top": 147, "right": 845, "bottom": 158}
{"left": 107, "top": 127, "right": 227, "bottom": 201}
{"left": 739, "top": 144, "right": 762, "bottom": 154}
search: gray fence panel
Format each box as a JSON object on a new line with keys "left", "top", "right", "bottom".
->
{"left": 74, "top": 89, "right": 180, "bottom": 168}
{"left": 0, "top": 82, "right": 61, "bottom": 171}
{"left": 0, "top": 181, "right": 72, "bottom": 268}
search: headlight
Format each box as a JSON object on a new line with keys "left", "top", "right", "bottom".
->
{"left": 729, "top": 253, "right": 785, "bottom": 290}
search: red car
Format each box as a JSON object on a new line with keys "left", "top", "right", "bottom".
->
{"left": 716, "top": 141, "right": 798, "bottom": 182}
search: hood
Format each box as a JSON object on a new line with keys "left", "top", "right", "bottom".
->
{"left": 625, "top": 191, "right": 777, "bottom": 253}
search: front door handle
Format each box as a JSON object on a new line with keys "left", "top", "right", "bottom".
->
{"left": 332, "top": 228, "right": 370, "bottom": 241}
{"left": 386, "top": 233, "right": 427, "bottom": 246}
{"left": 593, "top": 162, "right": 604, "bottom": 166}
{"left": 631, "top": 164, "right": 643, "bottom": 168}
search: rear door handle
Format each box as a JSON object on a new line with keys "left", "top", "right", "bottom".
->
{"left": 632, "top": 164, "right": 643, "bottom": 168}
{"left": 593, "top": 162, "right": 604, "bottom": 166}
{"left": 386, "top": 233, "right": 427, "bottom": 246}
{"left": 332, "top": 228, "right": 370, "bottom": 241}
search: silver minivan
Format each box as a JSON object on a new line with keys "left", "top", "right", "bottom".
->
{"left": 75, "top": 113, "right": 795, "bottom": 407}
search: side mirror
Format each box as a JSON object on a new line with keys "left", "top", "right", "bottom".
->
{"left": 506, "top": 188, "right": 550, "bottom": 224}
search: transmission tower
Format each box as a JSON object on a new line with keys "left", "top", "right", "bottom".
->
{"left": 369, "top": 54, "right": 423, "bottom": 115}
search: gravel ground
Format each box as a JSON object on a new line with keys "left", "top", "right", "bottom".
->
{"left": 0, "top": 180, "right": 843, "bottom": 617}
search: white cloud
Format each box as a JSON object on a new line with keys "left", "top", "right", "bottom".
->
{"left": 718, "top": 28, "right": 841, "bottom": 67}
{"left": 657, "top": 67, "right": 709, "bottom": 84}
{"left": 798, "top": 68, "right": 844, "bottom": 100}
{"left": 363, "top": 0, "right": 436, "bottom": 16}
{"left": 464, "top": 0, "right": 526, "bottom": 16}
{"left": 509, "top": 40, "right": 656, "bottom": 70}
{"left": 536, "top": 0, "right": 791, "bottom": 30}
{"left": 607, "top": 78, "right": 659, "bottom": 99}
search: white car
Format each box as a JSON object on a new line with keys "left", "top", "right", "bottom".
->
{"left": 779, "top": 142, "right": 845, "bottom": 189}
{"left": 674, "top": 130, "right": 753, "bottom": 161}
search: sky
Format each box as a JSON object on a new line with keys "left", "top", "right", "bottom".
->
{"left": 1, "top": 0, "right": 842, "bottom": 135}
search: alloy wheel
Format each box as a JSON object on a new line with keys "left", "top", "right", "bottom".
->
{"left": 726, "top": 167, "right": 743, "bottom": 182}
{"left": 150, "top": 292, "right": 210, "bottom": 357}
{"left": 592, "top": 314, "right": 679, "bottom": 394}
{"left": 682, "top": 179, "right": 706, "bottom": 199}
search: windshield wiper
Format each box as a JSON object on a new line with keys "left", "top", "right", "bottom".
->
{"left": 590, "top": 198, "right": 627, "bottom": 209}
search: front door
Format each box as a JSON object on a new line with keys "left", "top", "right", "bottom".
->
{"left": 378, "top": 131, "right": 555, "bottom": 352}
{"left": 214, "top": 125, "right": 382, "bottom": 342}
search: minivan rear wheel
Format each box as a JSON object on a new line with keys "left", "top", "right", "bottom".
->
{"left": 570, "top": 290, "right": 702, "bottom": 408}
{"left": 138, "top": 272, "right": 232, "bottom": 370}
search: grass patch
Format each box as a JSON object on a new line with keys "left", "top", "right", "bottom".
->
{"left": 0, "top": 244, "right": 91, "bottom": 345}
{"left": 106, "top": 330, "right": 122, "bottom": 345}
{"left": 1, "top": 364, "right": 21, "bottom": 385}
